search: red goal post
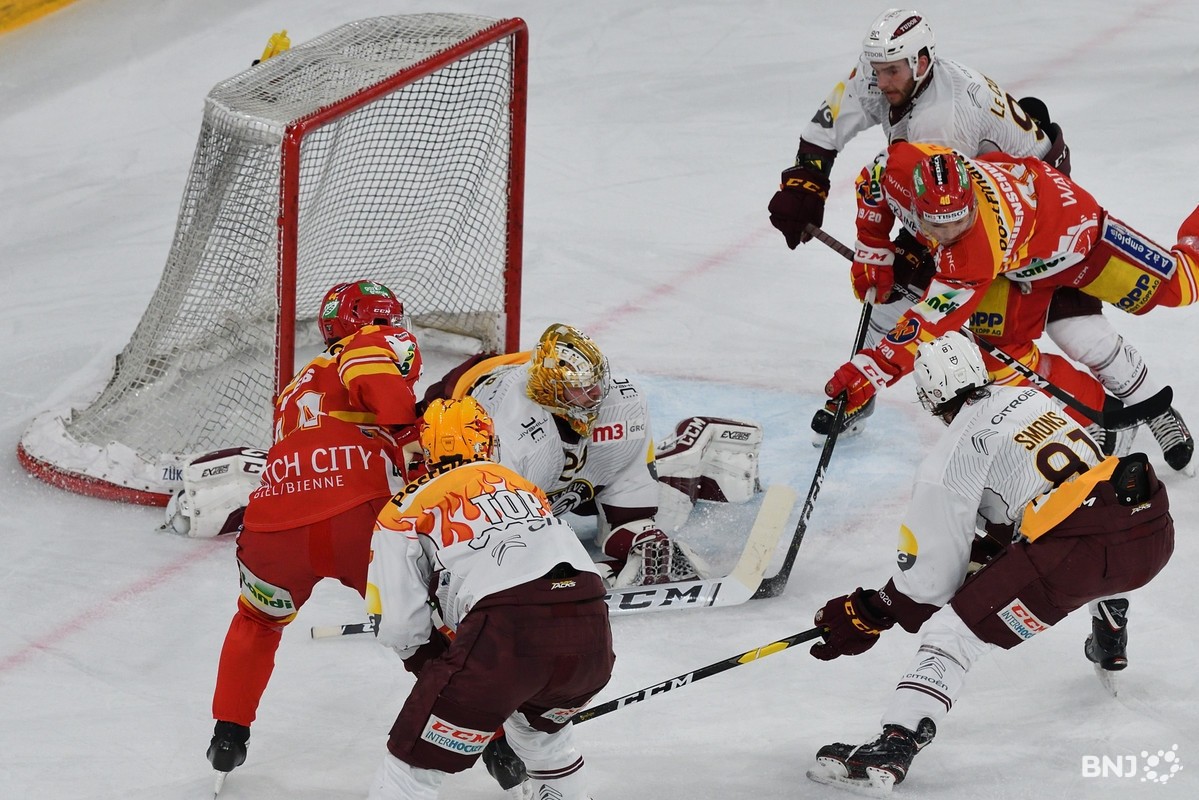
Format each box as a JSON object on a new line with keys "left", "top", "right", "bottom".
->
{"left": 18, "top": 14, "right": 527, "bottom": 505}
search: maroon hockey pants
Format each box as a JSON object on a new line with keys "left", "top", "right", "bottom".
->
{"left": 950, "top": 509, "right": 1173, "bottom": 650}
{"left": 387, "top": 585, "right": 614, "bottom": 773}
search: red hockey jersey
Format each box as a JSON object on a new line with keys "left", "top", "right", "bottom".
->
{"left": 242, "top": 325, "right": 421, "bottom": 530}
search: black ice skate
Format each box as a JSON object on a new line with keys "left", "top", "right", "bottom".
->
{"left": 481, "top": 735, "right": 528, "bottom": 791}
{"left": 811, "top": 396, "right": 876, "bottom": 447}
{"left": 1085, "top": 598, "right": 1129, "bottom": 672}
{"left": 807, "top": 718, "right": 936, "bottom": 795}
{"left": 1145, "top": 406, "right": 1194, "bottom": 472}
{"left": 207, "top": 721, "right": 250, "bottom": 773}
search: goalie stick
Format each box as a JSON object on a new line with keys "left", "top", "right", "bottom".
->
{"left": 310, "top": 483, "right": 799, "bottom": 637}
{"left": 569, "top": 626, "right": 824, "bottom": 724}
{"left": 803, "top": 223, "right": 1173, "bottom": 431}
{"left": 604, "top": 483, "right": 797, "bottom": 615}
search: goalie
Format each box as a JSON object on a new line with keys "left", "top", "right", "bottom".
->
{"left": 427, "top": 322, "right": 764, "bottom": 588}
{"left": 165, "top": 322, "right": 764, "bottom": 591}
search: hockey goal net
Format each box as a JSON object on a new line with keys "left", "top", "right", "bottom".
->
{"left": 18, "top": 14, "right": 527, "bottom": 505}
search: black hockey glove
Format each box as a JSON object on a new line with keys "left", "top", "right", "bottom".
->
{"left": 810, "top": 587, "right": 895, "bottom": 661}
{"left": 481, "top": 734, "right": 529, "bottom": 791}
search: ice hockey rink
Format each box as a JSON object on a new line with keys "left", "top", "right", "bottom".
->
{"left": 1, "top": 0, "right": 1196, "bottom": 797}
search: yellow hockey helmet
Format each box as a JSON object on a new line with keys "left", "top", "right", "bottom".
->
{"left": 419, "top": 397, "right": 495, "bottom": 465}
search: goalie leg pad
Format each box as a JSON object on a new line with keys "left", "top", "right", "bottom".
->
{"left": 161, "top": 447, "right": 267, "bottom": 538}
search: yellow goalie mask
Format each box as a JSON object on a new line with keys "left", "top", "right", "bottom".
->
{"left": 420, "top": 397, "right": 495, "bottom": 465}
{"left": 527, "top": 323, "right": 610, "bottom": 436}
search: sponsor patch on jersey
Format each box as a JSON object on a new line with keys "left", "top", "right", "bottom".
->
{"left": 592, "top": 420, "right": 646, "bottom": 443}
{"left": 420, "top": 716, "right": 493, "bottom": 756}
{"left": 896, "top": 524, "right": 918, "bottom": 571}
{"left": 237, "top": 562, "right": 296, "bottom": 619}
{"left": 997, "top": 599, "right": 1050, "bottom": 640}
{"left": 885, "top": 317, "right": 921, "bottom": 345}
{"left": 541, "top": 705, "right": 586, "bottom": 725}
{"left": 1101, "top": 218, "right": 1176, "bottom": 278}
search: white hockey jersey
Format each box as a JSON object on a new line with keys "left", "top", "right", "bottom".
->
{"left": 891, "top": 386, "right": 1104, "bottom": 609}
{"left": 800, "top": 57, "right": 1051, "bottom": 160}
{"left": 366, "top": 459, "right": 600, "bottom": 660}
{"left": 466, "top": 364, "right": 659, "bottom": 519}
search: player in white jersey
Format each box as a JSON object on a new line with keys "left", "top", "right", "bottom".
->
{"left": 804, "top": 333, "right": 1174, "bottom": 794}
{"left": 366, "top": 397, "right": 613, "bottom": 800}
{"left": 766, "top": 7, "right": 1190, "bottom": 468}
{"left": 448, "top": 323, "right": 707, "bottom": 587}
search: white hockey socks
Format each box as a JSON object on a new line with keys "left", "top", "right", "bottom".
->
{"left": 366, "top": 752, "right": 443, "bottom": 800}
{"left": 881, "top": 607, "right": 994, "bottom": 733}
{"left": 1046, "top": 315, "right": 1161, "bottom": 404}
{"left": 504, "top": 712, "right": 592, "bottom": 800}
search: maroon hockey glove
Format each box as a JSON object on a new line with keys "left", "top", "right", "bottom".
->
{"left": 810, "top": 588, "right": 895, "bottom": 661}
{"left": 768, "top": 165, "right": 831, "bottom": 249}
{"left": 402, "top": 628, "right": 452, "bottom": 676}
{"left": 873, "top": 579, "right": 941, "bottom": 633}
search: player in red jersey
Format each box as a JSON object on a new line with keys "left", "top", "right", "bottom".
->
{"left": 206, "top": 280, "right": 424, "bottom": 779}
{"left": 827, "top": 142, "right": 1198, "bottom": 459}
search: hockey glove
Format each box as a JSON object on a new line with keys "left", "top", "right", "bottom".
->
{"left": 824, "top": 352, "right": 898, "bottom": 417}
{"left": 810, "top": 588, "right": 895, "bottom": 661}
{"left": 769, "top": 165, "right": 831, "bottom": 249}
{"left": 850, "top": 237, "right": 896, "bottom": 302}
{"left": 401, "top": 628, "right": 452, "bottom": 676}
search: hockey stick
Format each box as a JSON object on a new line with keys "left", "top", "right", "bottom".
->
{"left": 803, "top": 223, "right": 1173, "bottom": 430}
{"left": 569, "top": 626, "right": 824, "bottom": 724}
{"left": 310, "top": 484, "right": 799, "bottom": 637}
{"left": 751, "top": 288, "right": 874, "bottom": 600}
{"left": 604, "top": 483, "right": 797, "bottom": 615}
{"left": 311, "top": 621, "right": 374, "bottom": 639}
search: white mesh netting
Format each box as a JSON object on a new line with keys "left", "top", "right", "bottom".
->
{"left": 19, "top": 14, "right": 524, "bottom": 502}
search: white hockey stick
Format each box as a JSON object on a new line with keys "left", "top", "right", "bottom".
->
{"left": 311, "top": 621, "right": 374, "bottom": 639}
{"left": 604, "top": 483, "right": 797, "bottom": 615}
{"left": 309, "top": 485, "right": 798, "bottom": 636}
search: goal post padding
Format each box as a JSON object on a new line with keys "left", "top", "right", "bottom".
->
{"left": 18, "top": 14, "right": 527, "bottom": 505}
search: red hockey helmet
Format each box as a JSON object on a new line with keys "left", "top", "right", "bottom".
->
{"left": 912, "top": 153, "right": 976, "bottom": 242}
{"left": 318, "top": 280, "right": 408, "bottom": 345}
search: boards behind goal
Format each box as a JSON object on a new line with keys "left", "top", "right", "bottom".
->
{"left": 18, "top": 14, "right": 527, "bottom": 505}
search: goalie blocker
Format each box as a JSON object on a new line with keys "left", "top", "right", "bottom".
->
{"left": 160, "top": 416, "right": 763, "bottom": 540}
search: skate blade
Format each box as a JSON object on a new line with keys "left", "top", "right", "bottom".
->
{"left": 806, "top": 759, "right": 896, "bottom": 796}
{"left": 1181, "top": 461, "right": 1196, "bottom": 478}
{"left": 810, "top": 423, "right": 867, "bottom": 448}
{"left": 1093, "top": 663, "right": 1120, "bottom": 697}
{"left": 213, "top": 770, "right": 228, "bottom": 798}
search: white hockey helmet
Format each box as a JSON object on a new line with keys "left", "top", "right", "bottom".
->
{"left": 912, "top": 331, "right": 989, "bottom": 417}
{"left": 861, "top": 9, "right": 936, "bottom": 87}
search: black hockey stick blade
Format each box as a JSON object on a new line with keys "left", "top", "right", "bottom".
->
{"left": 752, "top": 401, "right": 842, "bottom": 599}
{"left": 570, "top": 626, "right": 824, "bottom": 724}
{"left": 752, "top": 243, "right": 875, "bottom": 600}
